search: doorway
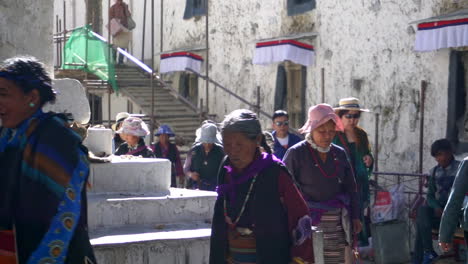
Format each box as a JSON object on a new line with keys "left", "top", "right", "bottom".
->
{"left": 274, "top": 61, "right": 307, "bottom": 129}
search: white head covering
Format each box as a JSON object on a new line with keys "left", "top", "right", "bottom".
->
{"left": 116, "top": 117, "right": 149, "bottom": 137}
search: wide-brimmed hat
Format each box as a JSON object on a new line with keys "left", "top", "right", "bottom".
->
{"left": 111, "top": 112, "right": 130, "bottom": 130}
{"left": 299, "top": 104, "right": 344, "bottom": 134}
{"left": 197, "top": 123, "right": 219, "bottom": 144}
{"left": 155, "top": 124, "right": 175, "bottom": 137}
{"left": 333, "top": 97, "right": 370, "bottom": 112}
{"left": 116, "top": 117, "right": 149, "bottom": 137}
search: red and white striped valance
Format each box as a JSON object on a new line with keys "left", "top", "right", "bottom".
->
{"left": 414, "top": 9, "right": 468, "bottom": 52}
{"left": 160, "top": 52, "right": 203, "bottom": 74}
{"left": 253, "top": 39, "right": 315, "bottom": 66}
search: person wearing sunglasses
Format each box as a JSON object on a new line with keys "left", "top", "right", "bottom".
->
{"left": 271, "top": 110, "right": 302, "bottom": 159}
{"left": 333, "top": 97, "right": 373, "bottom": 247}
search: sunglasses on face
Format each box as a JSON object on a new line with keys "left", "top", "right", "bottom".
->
{"left": 344, "top": 114, "right": 360, "bottom": 119}
{"left": 275, "top": 121, "right": 289, "bottom": 126}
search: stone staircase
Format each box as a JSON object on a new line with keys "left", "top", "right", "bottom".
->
{"left": 115, "top": 66, "right": 203, "bottom": 148}
{"left": 86, "top": 154, "right": 217, "bottom": 264}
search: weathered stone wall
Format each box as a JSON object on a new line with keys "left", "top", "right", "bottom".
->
{"left": 315, "top": 0, "right": 468, "bottom": 173}
{"left": 0, "top": 0, "right": 54, "bottom": 71}
{"left": 55, "top": 0, "right": 468, "bottom": 172}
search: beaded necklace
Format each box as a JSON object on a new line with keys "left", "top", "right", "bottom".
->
{"left": 307, "top": 143, "right": 340, "bottom": 179}
{"left": 224, "top": 173, "right": 258, "bottom": 229}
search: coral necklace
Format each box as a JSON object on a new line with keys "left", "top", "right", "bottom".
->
{"left": 224, "top": 174, "right": 258, "bottom": 229}
{"left": 307, "top": 143, "right": 339, "bottom": 179}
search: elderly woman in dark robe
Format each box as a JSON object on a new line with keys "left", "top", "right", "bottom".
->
{"left": 0, "top": 56, "right": 96, "bottom": 263}
{"left": 283, "top": 104, "right": 361, "bottom": 264}
{"left": 210, "top": 109, "right": 314, "bottom": 264}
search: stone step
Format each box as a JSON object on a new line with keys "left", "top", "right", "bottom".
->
{"left": 91, "top": 221, "right": 211, "bottom": 264}
{"left": 88, "top": 157, "right": 171, "bottom": 194}
{"left": 88, "top": 188, "right": 216, "bottom": 230}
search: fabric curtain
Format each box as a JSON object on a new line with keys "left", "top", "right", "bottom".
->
{"left": 62, "top": 25, "right": 118, "bottom": 93}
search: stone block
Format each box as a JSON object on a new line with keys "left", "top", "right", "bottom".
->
{"left": 88, "top": 157, "right": 171, "bottom": 194}
{"left": 83, "top": 127, "right": 113, "bottom": 155}
{"left": 87, "top": 188, "right": 217, "bottom": 230}
{"left": 91, "top": 223, "right": 211, "bottom": 264}
{"left": 44, "top": 79, "right": 90, "bottom": 124}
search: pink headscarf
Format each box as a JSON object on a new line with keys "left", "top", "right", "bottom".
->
{"left": 298, "top": 104, "right": 344, "bottom": 134}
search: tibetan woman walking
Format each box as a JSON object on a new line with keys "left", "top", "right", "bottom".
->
{"left": 210, "top": 109, "right": 314, "bottom": 264}
{"left": 284, "top": 104, "right": 361, "bottom": 264}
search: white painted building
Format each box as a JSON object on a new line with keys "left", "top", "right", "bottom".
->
{"left": 1, "top": 0, "right": 54, "bottom": 71}
{"left": 54, "top": 0, "right": 468, "bottom": 174}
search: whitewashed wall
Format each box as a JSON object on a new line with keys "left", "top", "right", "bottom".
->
{"left": 53, "top": 0, "right": 468, "bottom": 172}
{"left": 1, "top": 0, "right": 54, "bottom": 72}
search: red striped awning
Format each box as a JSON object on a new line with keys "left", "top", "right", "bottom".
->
{"left": 253, "top": 39, "right": 315, "bottom": 66}
{"left": 160, "top": 52, "right": 203, "bottom": 73}
{"left": 414, "top": 9, "right": 468, "bottom": 52}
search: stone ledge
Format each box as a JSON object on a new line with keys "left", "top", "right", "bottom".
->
{"left": 88, "top": 188, "right": 217, "bottom": 230}
{"left": 91, "top": 222, "right": 211, "bottom": 264}
{"left": 88, "top": 157, "right": 171, "bottom": 193}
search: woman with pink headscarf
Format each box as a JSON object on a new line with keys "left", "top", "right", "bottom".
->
{"left": 283, "top": 104, "right": 361, "bottom": 264}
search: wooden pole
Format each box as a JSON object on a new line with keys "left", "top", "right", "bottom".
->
{"left": 107, "top": 0, "right": 111, "bottom": 128}
{"left": 160, "top": 0, "right": 164, "bottom": 54}
{"left": 63, "top": 1, "right": 67, "bottom": 65}
{"left": 256, "top": 86, "right": 261, "bottom": 118}
{"left": 141, "top": 0, "right": 147, "bottom": 62}
{"left": 150, "top": 0, "right": 155, "bottom": 142}
{"left": 374, "top": 113, "right": 379, "bottom": 173}
{"left": 56, "top": 15, "right": 60, "bottom": 67}
{"left": 321, "top": 68, "right": 325, "bottom": 103}
{"left": 205, "top": 0, "right": 209, "bottom": 113}
{"left": 419, "top": 80, "right": 427, "bottom": 194}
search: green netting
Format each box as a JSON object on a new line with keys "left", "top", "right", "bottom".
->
{"left": 62, "top": 25, "right": 118, "bottom": 92}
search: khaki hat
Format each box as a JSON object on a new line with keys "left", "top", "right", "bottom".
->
{"left": 333, "top": 97, "right": 370, "bottom": 112}
{"left": 111, "top": 112, "right": 130, "bottom": 130}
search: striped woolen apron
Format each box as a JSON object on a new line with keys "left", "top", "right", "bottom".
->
{"left": 318, "top": 208, "right": 347, "bottom": 264}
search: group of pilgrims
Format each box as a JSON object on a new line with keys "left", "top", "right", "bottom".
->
{"left": 111, "top": 96, "right": 374, "bottom": 264}
{"left": 0, "top": 56, "right": 378, "bottom": 264}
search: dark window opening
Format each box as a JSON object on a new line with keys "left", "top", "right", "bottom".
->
{"left": 88, "top": 94, "right": 102, "bottom": 125}
{"left": 183, "top": 0, "right": 207, "bottom": 19}
{"left": 179, "top": 72, "right": 199, "bottom": 107}
{"left": 287, "top": 0, "right": 316, "bottom": 16}
{"left": 127, "top": 100, "right": 133, "bottom": 114}
{"left": 447, "top": 51, "right": 468, "bottom": 153}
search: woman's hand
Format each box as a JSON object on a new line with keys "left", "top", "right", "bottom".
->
{"left": 363, "top": 155, "right": 373, "bottom": 168}
{"left": 352, "top": 219, "right": 362, "bottom": 234}
{"left": 189, "top": 172, "right": 200, "bottom": 181}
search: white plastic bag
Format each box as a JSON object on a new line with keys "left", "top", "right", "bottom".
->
{"left": 371, "top": 184, "right": 405, "bottom": 223}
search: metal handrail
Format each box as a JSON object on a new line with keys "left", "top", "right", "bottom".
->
{"left": 186, "top": 67, "right": 303, "bottom": 136}
{"left": 88, "top": 31, "right": 205, "bottom": 115}
{"left": 186, "top": 67, "right": 273, "bottom": 119}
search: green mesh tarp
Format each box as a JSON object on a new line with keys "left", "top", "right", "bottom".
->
{"left": 62, "top": 25, "right": 118, "bottom": 92}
